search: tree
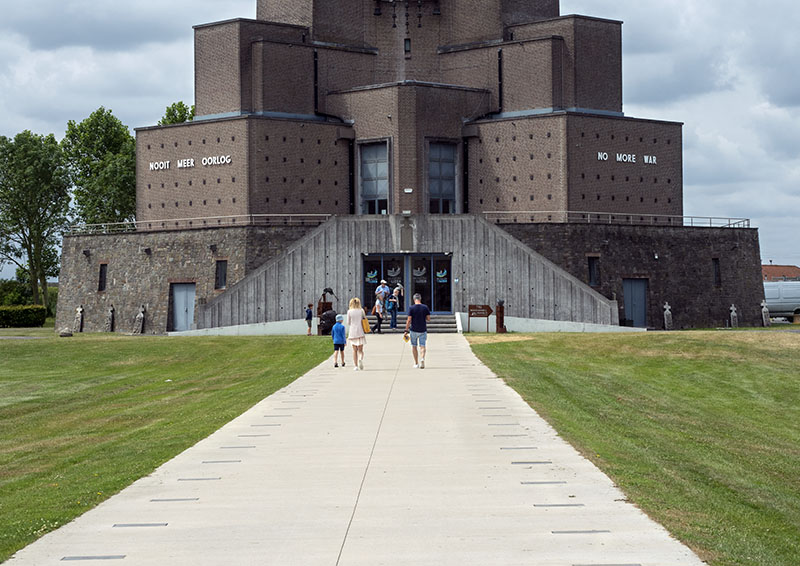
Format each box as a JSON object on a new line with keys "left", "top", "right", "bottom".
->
{"left": 62, "top": 107, "right": 136, "bottom": 225}
{"left": 0, "top": 131, "right": 70, "bottom": 308}
{"left": 159, "top": 101, "right": 195, "bottom": 125}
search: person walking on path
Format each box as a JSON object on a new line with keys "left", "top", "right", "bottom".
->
{"left": 371, "top": 296, "right": 385, "bottom": 334}
{"left": 387, "top": 289, "right": 399, "bottom": 329}
{"left": 331, "top": 314, "right": 347, "bottom": 367}
{"left": 346, "top": 297, "right": 367, "bottom": 370}
{"left": 305, "top": 303, "right": 313, "bottom": 336}
{"left": 404, "top": 293, "right": 431, "bottom": 369}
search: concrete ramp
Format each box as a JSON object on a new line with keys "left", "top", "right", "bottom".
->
{"left": 198, "top": 215, "right": 619, "bottom": 330}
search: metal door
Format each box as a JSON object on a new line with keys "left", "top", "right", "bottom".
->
{"left": 623, "top": 279, "right": 648, "bottom": 328}
{"left": 171, "top": 283, "right": 196, "bottom": 331}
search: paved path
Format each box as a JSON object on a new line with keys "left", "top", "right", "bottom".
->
{"left": 9, "top": 334, "right": 705, "bottom": 565}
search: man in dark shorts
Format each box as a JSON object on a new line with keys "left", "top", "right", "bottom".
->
{"left": 404, "top": 293, "right": 431, "bottom": 369}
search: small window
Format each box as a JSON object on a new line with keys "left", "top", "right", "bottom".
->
{"left": 588, "top": 257, "right": 600, "bottom": 287}
{"left": 713, "top": 258, "right": 722, "bottom": 287}
{"left": 98, "top": 264, "right": 108, "bottom": 292}
{"left": 215, "top": 260, "right": 228, "bottom": 290}
{"left": 404, "top": 38, "right": 411, "bottom": 53}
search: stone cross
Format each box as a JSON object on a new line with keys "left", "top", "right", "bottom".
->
{"left": 104, "top": 304, "right": 115, "bottom": 333}
{"left": 761, "top": 300, "right": 770, "bottom": 327}
{"left": 132, "top": 305, "right": 146, "bottom": 335}
{"left": 663, "top": 302, "right": 673, "bottom": 331}
{"left": 729, "top": 304, "right": 738, "bottom": 328}
{"left": 72, "top": 305, "right": 84, "bottom": 333}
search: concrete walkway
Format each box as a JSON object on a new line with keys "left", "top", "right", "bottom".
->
{"left": 9, "top": 334, "right": 705, "bottom": 566}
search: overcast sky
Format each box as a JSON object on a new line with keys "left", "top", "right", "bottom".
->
{"left": 1, "top": 0, "right": 798, "bottom": 279}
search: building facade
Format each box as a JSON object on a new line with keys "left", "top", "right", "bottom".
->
{"left": 57, "top": 0, "right": 764, "bottom": 333}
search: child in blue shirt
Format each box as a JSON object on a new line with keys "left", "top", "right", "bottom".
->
{"left": 305, "top": 303, "right": 313, "bottom": 336}
{"left": 332, "top": 314, "right": 347, "bottom": 367}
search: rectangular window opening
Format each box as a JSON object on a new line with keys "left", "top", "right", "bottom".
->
{"left": 429, "top": 142, "right": 457, "bottom": 214}
{"left": 98, "top": 264, "right": 108, "bottom": 292}
{"left": 588, "top": 256, "right": 600, "bottom": 287}
{"left": 713, "top": 258, "right": 721, "bottom": 287}
{"left": 215, "top": 260, "right": 228, "bottom": 290}
{"left": 360, "top": 142, "right": 390, "bottom": 215}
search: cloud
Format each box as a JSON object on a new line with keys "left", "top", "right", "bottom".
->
{"left": 0, "top": 0, "right": 254, "bottom": 52}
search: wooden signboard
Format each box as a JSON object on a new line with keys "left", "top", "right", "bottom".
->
{"left": 468, "top": 304, "right": 493, "bottom": 332}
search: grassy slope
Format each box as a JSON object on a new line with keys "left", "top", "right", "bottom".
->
{"left": 0, "top": 334, "right": 330, "bottom": 562}
{"left": 469, "top": 331, "right": 800, "bottom": 566}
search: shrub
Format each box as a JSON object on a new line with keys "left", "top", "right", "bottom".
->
{"left": 0, "top": 279, "right": 32, "bottom": 306}
{"left": 0, "top": 305, "right": 48, "bottom": 328}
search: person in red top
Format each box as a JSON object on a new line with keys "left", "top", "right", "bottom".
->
{"left": 404, "top": 293, "right": 431, "bottom": 369}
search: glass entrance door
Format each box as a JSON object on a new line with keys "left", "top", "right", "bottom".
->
{"left": 363, "top": 254, "right": 452, "bottom": 313}
{"left": 383, "top": 255, "right": 405, "bottom": 311}
{"left": 410, "top": 256, "right": 432, "bottom": 311}
{"left": 411, "top": 255, "right": 452, "bottom": 313}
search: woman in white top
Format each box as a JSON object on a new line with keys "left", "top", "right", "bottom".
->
{"left": 346, "top": 297, "right": 367, "bottom": 370}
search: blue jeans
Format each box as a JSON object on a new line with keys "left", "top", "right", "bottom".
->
{"left": 389, "top": 308, "right": 397, "bottom": 328}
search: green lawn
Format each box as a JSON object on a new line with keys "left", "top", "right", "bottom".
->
{"left": 468, "top": 331, "right": 800, "bottom": 566}
{"left": 0, "top": 333, "right": 331, "bottom": 563}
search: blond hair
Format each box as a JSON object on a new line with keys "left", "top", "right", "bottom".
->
{"left": 349, "top": 297, "right": 362, "bottom": 310}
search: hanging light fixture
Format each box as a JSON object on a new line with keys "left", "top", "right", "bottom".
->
{"left": 374, "top": 0, "right": 442, "bottom": 27}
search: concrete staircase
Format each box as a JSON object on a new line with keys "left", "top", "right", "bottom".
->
{"left": 365, "top": 314, "right": 458, "bottom": 333}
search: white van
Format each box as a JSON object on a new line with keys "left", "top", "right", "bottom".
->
{"left": 764, "top": 281, "right": 800, "bottom": 318}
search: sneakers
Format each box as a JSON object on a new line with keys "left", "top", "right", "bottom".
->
{"left": 334, "top": 363, "right": 339, "bottom": 368}
{"left": 358, "top": 359, "right": 364, "bottom": 370}
{"left": 420, "top": 358, "right": 425, "bottom": 369}
{"left": 413, "top": 363, "right": 419, "bottom": 369}
{"left": 354, "top": 366, "right": 359, "bottom": 371}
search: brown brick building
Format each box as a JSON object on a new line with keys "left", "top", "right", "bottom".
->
{"left": 57, "top": 0, "right": 764, "bottom": 333}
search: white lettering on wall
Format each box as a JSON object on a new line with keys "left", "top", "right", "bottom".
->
{"left": 596, "top": 151, "right": 661, "bottom": 166}
{"left": 202, "top": 155, "right": 232, "bottom": 167}
{"left": 149, "top": 155, "right": 233, "bottom": 172}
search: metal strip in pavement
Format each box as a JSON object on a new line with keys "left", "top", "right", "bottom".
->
{"left": 522, "top": 481, "right": 567, "bottom": 485}
{"left": 62, "top": 556, "right": 126, "bottom": 561}
{"left": 150, "top": 498, "right": 199, "bottom": 502}
{"left": 202, "top": 460, "right": 242, "bottom": 464}
{"left": 113, "top": 523, "right": 168, "bottom": 528}
{"left": 553, "top": 530, "right": 611, "bottom": 534}
{"left": 534, "top": 503, "right": 585, "bottom": 507}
